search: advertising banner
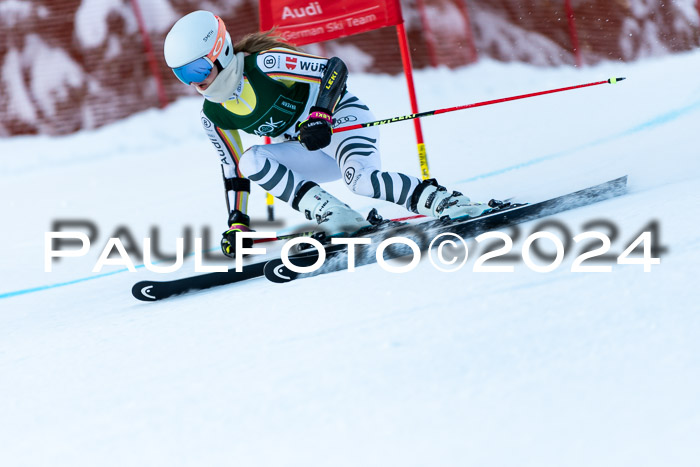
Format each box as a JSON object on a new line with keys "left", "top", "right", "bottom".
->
{"left": 259, "top": 0, "right": 403, "bottom": 45}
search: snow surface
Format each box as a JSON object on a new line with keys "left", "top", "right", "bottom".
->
{"left": 1, "top": 50, "right": 700, "bottom": 466}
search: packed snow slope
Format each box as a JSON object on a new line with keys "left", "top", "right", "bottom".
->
{"left": 1, "top": 50, "right": 699, "bottom": 466}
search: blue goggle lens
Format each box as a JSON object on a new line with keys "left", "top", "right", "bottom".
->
{"left": 172, "top": 57, "right": 213, "bottom": 85}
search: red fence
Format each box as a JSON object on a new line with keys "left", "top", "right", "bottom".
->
{"left": 1, "top": 0, "right": 698, "bottom": 136}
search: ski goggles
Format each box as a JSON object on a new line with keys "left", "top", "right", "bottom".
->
{"left": 171, "top": 16, "right": 227, "bottom": 85}
{"left": 172, "top": 57, "right": 214, "bottom": 85}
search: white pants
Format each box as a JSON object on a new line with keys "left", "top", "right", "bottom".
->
{"left": 239, "top": 93, "right": 420, "bottom": 208}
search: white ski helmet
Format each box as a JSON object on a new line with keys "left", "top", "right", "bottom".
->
{"left": 164, "top": 11, "right": 234, "bottom": 83}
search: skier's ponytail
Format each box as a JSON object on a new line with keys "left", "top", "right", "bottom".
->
{"left": 233, "top": 29, "right": 301, "bottom": 54}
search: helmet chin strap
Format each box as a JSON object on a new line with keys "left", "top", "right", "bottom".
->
{"left": 197, "top": 52, "right": 245, "bottom": 103}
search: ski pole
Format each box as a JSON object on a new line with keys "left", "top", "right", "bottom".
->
{"left": 334, "top": 77, "right": 626, "bottom": 133}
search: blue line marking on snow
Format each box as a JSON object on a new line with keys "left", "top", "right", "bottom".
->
{"left": 3, "top": 99, "right": 699, "bottom": 300}
{"left": 456, "top": 98, "right": 700, "bottom": 184}
{"left": 0, "top": 267, "right": 137, "bottom": 299}
{"left": 0, "top": 247, "right": 221, "bottom": 300}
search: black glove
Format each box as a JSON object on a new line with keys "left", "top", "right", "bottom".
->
{"left": 298, "top": 107, "right": 333, "bottom": 151}
{"left": 220, "top": 210, "right": 253, "bottom": 258}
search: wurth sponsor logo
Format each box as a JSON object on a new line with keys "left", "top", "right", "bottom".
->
{"left": 261, "top": 52, "right": 327, "bottom": 76}
{"left": 300, "top": 61, "right": 326, "bottom": 73}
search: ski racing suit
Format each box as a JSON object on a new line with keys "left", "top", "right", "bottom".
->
{"left": 200, "top": 48, "right": 422, "bottom": 222}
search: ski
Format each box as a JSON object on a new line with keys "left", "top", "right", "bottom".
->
{"left": 131, "top": 218, "right": 405, "bottom": 301}
{"left": 263, "top": 175, "right": 628, "bottom": 283}
{"left": 131, "top": 176, "right": 627, "bottom": 300}
{"left": 131, "top": 261, "right": 266, "bottom": 302}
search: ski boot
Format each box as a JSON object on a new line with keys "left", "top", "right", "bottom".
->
{"left": 410, "top": 179, "right": 492, "bottom": 220}
{"left": 293, "top": 182, "right": 372, "bottom": 237}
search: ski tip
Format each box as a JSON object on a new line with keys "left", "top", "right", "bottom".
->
{"left": 608, "top": 77, "right": 626, "bottom": 84}
{"left": 132, "top": 281, "right": 158, "bottom": 302}
{"left": 264, "top": 259, "right": 298, "bottom": 283}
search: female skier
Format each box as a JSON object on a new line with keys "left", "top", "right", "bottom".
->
{"left": 163, "top": 10, "right": 490, "bottom": 257}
